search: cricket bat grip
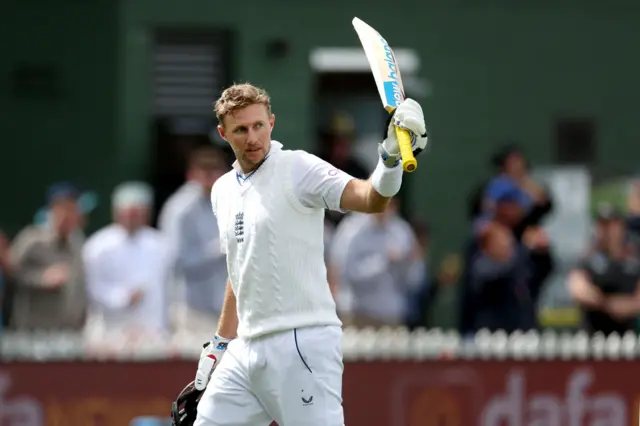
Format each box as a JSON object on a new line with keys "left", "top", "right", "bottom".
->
{"left": 395, "top": 126, "right": 418, "bottom": 172}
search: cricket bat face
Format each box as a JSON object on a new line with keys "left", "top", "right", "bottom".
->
{"left": 352, "top": 17, "right": 406, "bottom": 113}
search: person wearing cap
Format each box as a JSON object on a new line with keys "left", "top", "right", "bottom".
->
{"left": 82, "top": 181, "right": 173, "bottom": 341}
{"left": 9, "top": 182, "right": 87, "bottom": 330}
{"left": 466, "top": 147, "right": 555, "bottom": 326}
{"left": 568, "top": 203, "right": 640, "bottom": 335}
{"left": 157, "top": 145, "right": 229, "bottom": 336}
{"left": 33, "top": 189, "right": 97, "bottom": 229}
{"left": 482, "top": 177, "right": 529, "bottom": 229}
{"left": 458, "top": 177, "right": 553, "bottom": 334}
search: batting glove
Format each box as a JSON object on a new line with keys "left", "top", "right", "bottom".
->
{"left": 379, "top": 98, "right": 428, "bottom": 168}
{"left": 194, "top": 335, "right": 232, "bottom": 391}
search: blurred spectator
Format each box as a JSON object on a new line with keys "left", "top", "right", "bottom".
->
{"left": 461, "top": 180, "right": 524, "bottom": 334}
{"left": 483, "top": 175, "right": 555, "bottom": 306}
{"left": 491, "top": 149, "right": 556, "bottom": 306}
{"left": 627, "top": 176, "right": 640, "bottom": 252}
{"left": 460, "top": 180, "right": 553, "bottom": 334}
{"left": 470, "top": 223, "right": 537, "bottom": 332}
{"left": 318, "top": 112, "right": 369, "bottom": 226}
{"left": 318, "top": 112, "right": 369, "bottom": 179}
{"left": 329, "top": 199, "right": 426, "bottom": 328}
{"left": 468, "top": 144, "right": 553, "bottom": 234}
{"left": 83, "top": 182, "right": 172, "bottom": 340}
{"left": 10, "top": 182, "right": 86, "bottom": 330}
{"left": 158, "top": 145, "right": 228, "bottom": 334}
{"left": 467, "top": 144, "right": 526, "bottom": 220}
{"left": 33, "top": 190, "right": 98, "bottom": 229}
{"left": 461, "top": 146, "right": 555, "bottom": 334}
{"left": 568, "top": 204, "right": 640, "bottom": 335}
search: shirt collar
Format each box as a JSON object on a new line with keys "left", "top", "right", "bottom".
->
{"left": 114, "top": 223, "right": 147, "bottom": 239}
{"left": 232, "top": 140, "right": 283, "bottom": 174}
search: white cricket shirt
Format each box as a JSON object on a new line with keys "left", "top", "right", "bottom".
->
{"left": 210, "top": 141, "right": 354, "bottom": 338}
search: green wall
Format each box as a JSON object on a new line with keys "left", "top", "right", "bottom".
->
{"left": 2, "top": 0, "right": 639, "bottom": 260}
{"left": 0, "top": 0, "right": 119, "bottom": 234}
{"left": 119, "top": 0, "right": 640, "bottom": 258}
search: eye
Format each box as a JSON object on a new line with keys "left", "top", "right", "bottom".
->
{"left": 234, "top": 127, "right": 247, "bottom": 134}
{"left": 255, "top": 122, "right": 264, "bottom": 129}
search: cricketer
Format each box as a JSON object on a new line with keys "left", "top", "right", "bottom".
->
{"left": 192, "top": 83, "right": 428, "bottom": 425}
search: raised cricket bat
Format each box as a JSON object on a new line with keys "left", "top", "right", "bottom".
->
{"left": 352, "top": 17, "right": 417, "bottom": 172}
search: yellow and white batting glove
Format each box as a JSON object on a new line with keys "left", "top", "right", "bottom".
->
{"left": 379, "top": 98, "right": 428, "bottom": 168}
{"left": 194, "top": 335, "right": 232, "bottom": 390}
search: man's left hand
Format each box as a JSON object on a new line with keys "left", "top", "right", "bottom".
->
{"left": 194, "top": 335, "right": 232, "bottom": 391}
{"left": 380, "top": 99, "right": 428, "bottom": 168}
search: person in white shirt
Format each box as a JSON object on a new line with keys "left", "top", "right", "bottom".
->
{"left": 193, "top": 83, "right": 428, "bottom": 426}
{"left": 82, "top": 182, "right": 173, "bottom": 345}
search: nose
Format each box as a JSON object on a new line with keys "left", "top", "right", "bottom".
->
{"left": 246, "top": 128, "right": 260, "bottom": 144}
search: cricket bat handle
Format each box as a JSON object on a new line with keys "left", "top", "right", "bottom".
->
{"left": 395, "top": 126, "right": 418, "bottom": 172}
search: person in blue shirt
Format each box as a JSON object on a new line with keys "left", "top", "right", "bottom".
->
{"left": 460, "top": 176, "right": 554, "bottom": 334}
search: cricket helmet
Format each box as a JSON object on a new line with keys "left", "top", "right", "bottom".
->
{"left": 171, "top": 381, "right": 204, "bottom": 426}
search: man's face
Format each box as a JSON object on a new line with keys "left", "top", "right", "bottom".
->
{"left": 218, "top": 104, "right": 274, "bottom": 172}
{"left": 50, "top": 198, "right": 82, "bottom": 235}
{"left": 600, "top": 218, "right": 626, "bottom": 248}
{"left": 495, "top": 200, "right": 523, "bottom": 227}
{"left": 116, "top": 206, "right": 150, "bottom": 231}
{"left": 504, "top": 152, "right": 526, "bottom": 177}
{"left": 191, "top": 166, "right": 225, "bottom": 192}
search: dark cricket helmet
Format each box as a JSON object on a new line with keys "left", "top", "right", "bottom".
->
{"left": 171, "top": 381, "right": 204, "bottom": 426}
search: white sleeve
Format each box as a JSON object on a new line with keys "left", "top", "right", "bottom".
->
{"left": 291, "top": 151, "right": 355, "bottom": 211}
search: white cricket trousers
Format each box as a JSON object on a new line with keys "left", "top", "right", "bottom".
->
{"left": 194, "top": 325, "right": 345, "bottom": 426}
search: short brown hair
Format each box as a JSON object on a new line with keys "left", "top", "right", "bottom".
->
{"left": 214, "top": 83, "right": 271, "bottom": 124}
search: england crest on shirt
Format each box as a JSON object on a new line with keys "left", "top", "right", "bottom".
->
{"left": 235, "top": 212, "right": 245, "bottom": 243}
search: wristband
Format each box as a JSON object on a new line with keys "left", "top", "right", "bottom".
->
{"left": 371, "top": 158, "right": 403, "bottom": 197}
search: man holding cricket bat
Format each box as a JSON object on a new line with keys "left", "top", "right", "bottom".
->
{"left": 185, "top": 17, "right": 430, "bottom": 426}
{"left": 187, "top": 81, "right": 427, "bottom": 426}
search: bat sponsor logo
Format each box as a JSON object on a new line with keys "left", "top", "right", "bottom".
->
{"left": 380, "top": 36, "right": 404, "bottom": 108}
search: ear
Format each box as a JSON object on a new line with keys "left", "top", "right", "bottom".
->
{"left": 217, "top": 124, "right": 227, "bottom": 141}
{"left": 270, "top": 114, "right": 276, "bottom": 129}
